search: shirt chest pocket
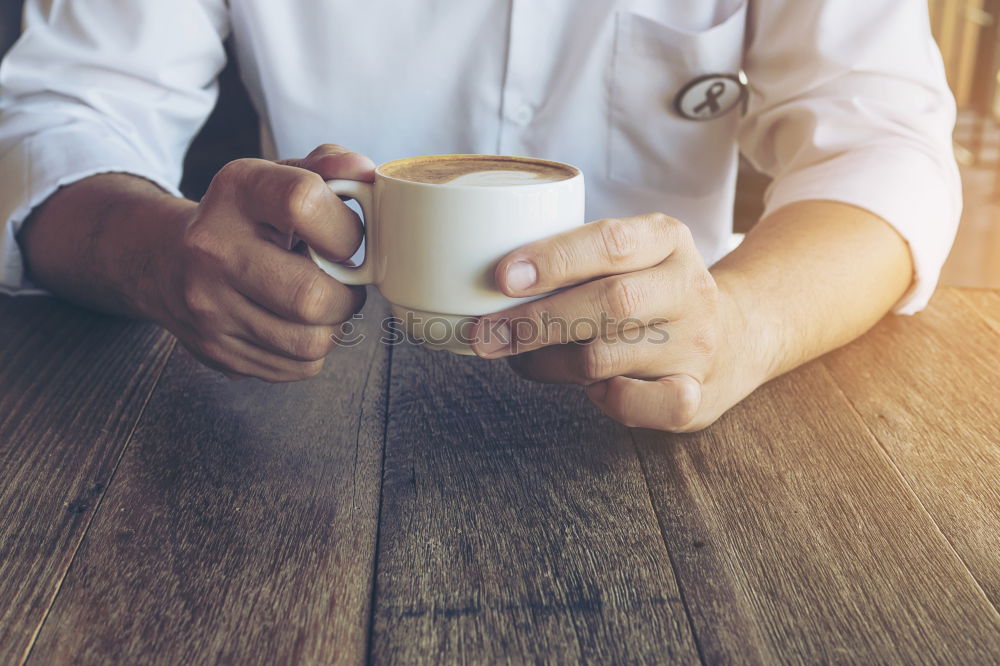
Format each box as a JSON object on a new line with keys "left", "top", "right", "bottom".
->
{"left": 608, "top": 2, "right": 748, "bottom": 195}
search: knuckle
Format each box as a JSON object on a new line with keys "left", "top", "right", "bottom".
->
{"left": 660, "top": 377, "right": 701, "bottom": 432}
{"left": 649, "top": 211, "right": 678, "bottom": 228}
{"left": 182, "top": 282, "right": 216, "bottom": 319}
{"left": 292, "top": 271, "right": 335, "bottom": 322}
{"left": 598, "top": 217, "right": 637, "bottom": 264}
{"left": 298, "top": 359, "right": 326, "bottom": 379}
{"left": 298, "top": 328, "right": 335, "bottom": 360}
{"left": 670, "top": 217, "right": 695, "bottom": 246}
{"left": 216, "top": 158, "right": 256, "bottom": 184}
{"left": 181, "top": 225, "right": 221, "bottom": 260}
{"left": 690, "top": 326, "right": 718, "bottom": 358}
{"left": 528, "top": 307, "right": 560, "bottom": 346}
{"left": 540, "top": 239, "right": 576, "bottom": 281}
{"left": 692, "top": 270, "right": 719, "bottom": 304}
{"left": 647, "top": 212, "right": 691, "bottom": 248}
{"left": 602, "top": 276, "right": 642, "bottom": 322}
{"left": 198, "top": 338, "right": 226, "bottom": 364}
{"left": 509, "top": 310, "right": 543, "bottom": 348}
{"left": 261, "top": 358, "right": 324, "bottom": 383}
{"left": 669, "top": 394, "right": 700, "bottom": 431}
{"left": 580, "top": 340, "right": 618, "bottom": 382}
{"left": 313, "top": 143, "right": 347, "bottom": 156}
{"left": 282, "top": 171, "right": 326, "bottom": 220}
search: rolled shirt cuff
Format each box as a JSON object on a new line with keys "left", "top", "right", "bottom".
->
{"left": 0, "top": 121, "right": 182, "bottom": 296}
{"left": 761, "top": 144, "right": 962, "bottom": 315}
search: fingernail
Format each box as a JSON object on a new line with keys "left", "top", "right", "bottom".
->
{"left": 474, "top": 319, "right": 511, "bottom": 357}
{"left": 586, "top": 381, "right": 608, "bottom": 402}
{"left": 505, "top": 260, "right": 538, "bottom": 292}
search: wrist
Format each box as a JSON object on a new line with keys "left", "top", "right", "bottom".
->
{"left": 18, "top": 174, "right": 196, "bottom": 318}
{"left": 712, "top": 268, "right": 778, "bottom": 393}
{"left": 123, "top": 194, "right": 197, "bottom": 324}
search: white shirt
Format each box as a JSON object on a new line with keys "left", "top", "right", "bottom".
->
{"left": 0, "top": 0, "right": 960, "bottom": 314}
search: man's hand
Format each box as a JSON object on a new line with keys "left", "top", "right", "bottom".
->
{"left": 469, "top": 213, "right": 754, "bottom": 431}
{"left": 19, "top": 143, "right": 375, "bottom": 382}
{"left": 470, "top": 201, "right": 913, "bottom": 433}
{"left": 153, "top": 145, "right": 375, "bottom": 381}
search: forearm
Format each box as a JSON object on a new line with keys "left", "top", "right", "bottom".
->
{"left": 711, "top": 200, "right": 913, "bottom": 385}
{"left": 17, "top": 174, "right": 196, "bottom": 318}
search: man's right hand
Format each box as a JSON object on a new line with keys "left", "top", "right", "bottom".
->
{"left": 19, "top": 143, "right": 373, "bottom": 381}
{"left": 152, "top": 144, "right": 375, "bottom": 381}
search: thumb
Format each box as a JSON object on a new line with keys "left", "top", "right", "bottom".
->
{"left": 587, "top": 373, "right": 703, "bottom": 432}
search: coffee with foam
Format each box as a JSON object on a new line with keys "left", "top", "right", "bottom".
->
{"left": 379, "top": 155, "right": 578, "bottom": 186}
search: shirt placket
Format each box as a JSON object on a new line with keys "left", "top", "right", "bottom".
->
{"left": 497, "top": 0, "right": 542, "bottom": 155}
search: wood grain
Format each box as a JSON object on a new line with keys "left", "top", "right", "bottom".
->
{"left": 0, "top": 296, "right": 174, "bottom": 666}
{"left": 24, "top": 303, "right": 391, "bottom": 665}
{"left": 634, "top": 357, "right": 1000, "bottom": 664}
{"left": 7, "top": 287, "right": 998, "bottom": 663}
{"left": 822, "top": 288, "right": 1000, "bottom": 606}
{"left": 957, "top": 286, "right": 1000, "bottom": 333}
{"left": 370, "top": 341, "right": 700, "bottom": 664}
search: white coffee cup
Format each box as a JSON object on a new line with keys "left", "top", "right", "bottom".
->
{"left": 308, "top": 154, "right": 585, "bottom": 354}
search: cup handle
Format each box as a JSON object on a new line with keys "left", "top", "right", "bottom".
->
{"left": 307, "top": 179, "right": 376, "bottom": 285}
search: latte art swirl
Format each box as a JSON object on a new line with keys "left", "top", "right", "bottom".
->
{"left": 380, "top": 155, "right": 577, "bottom": 186}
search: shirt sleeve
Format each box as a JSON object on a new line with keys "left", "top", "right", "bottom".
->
{"left": 738, "top": 0, "right": 961, "bottom": 315}
{"left": 0, "top": 0, "right": 230, "bottom": 295}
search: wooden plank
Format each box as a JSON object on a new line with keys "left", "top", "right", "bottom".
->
{"left": 957, "top": 286, "right": 1000, "bottom": 333}
{"left": 634, "top": 358, "right": 1000, "bottom": 664}
{"left": 24, "top": 302, "right": 391, "bottom": 665}
{"left": 0, "top": 296, "right": 174, "bottom": 666}
{"left": 822, "top": 287, "right": 1000, "bottom": 606}
{"left": 370, "top": 342, "right": 701, "bottom": 664}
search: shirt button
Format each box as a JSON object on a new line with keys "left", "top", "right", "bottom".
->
{"left": 511, "top": 103, "right": 534, "bottom": 126}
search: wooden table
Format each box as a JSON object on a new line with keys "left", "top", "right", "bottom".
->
{"left": 1, "top": 287, "right": 998, "bottom": 664}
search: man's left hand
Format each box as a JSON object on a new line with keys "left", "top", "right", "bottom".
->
{"left": 470, "top": 213, "right": 759, "bottom": 432}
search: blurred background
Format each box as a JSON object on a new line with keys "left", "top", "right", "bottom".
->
{"left": 0, "top": 1, "right": 997, "bottom": 289}
{"left": 929, "top": 0, "right": 1000, "bottom": 287}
